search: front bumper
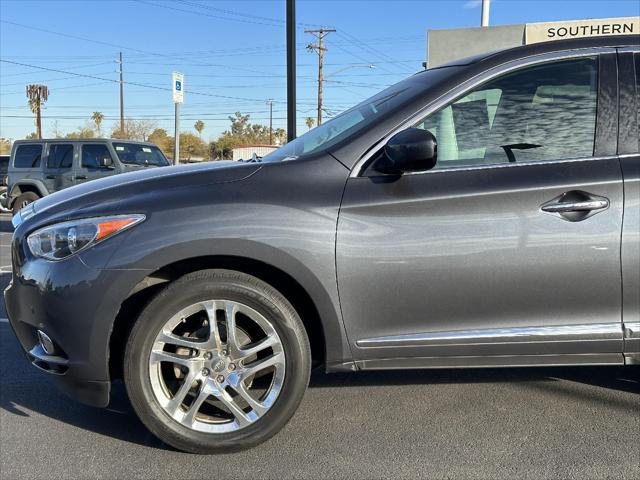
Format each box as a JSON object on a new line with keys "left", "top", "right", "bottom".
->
{"left": 4, "top": 234, "right": 143, "bottom": 408}
{"left": 4, "top": 259, "right": 116, "bottom": 407}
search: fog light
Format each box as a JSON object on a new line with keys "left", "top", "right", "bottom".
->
{"left": 37, "top": 330, "right": 55, "bottom": 355}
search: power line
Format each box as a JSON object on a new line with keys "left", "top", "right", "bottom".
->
{"left": 1, "top": 72, "right": 115, "bottom": 86}
{"left": 0, "top": 81, "right": 113, "bottom": 96}
{"left": 0, "top": 20, "right": 162, "bottom": 57}
{"left": 151, "top": 0, "right": 324, "bottom": 29}
{"left": 0, "top": 59, "right": 287, "bottom": 104}
{"left": 1, "top": 114, "right": 294, "bottom": 121}
{"left": 0, "top": 61, "right": 114, "bottom": 78}
{"left": 134, "top": 0, "right": 285, "bottom": 27}
{"left": 0, "top": 20, "right": 289, "bottom": 77}
{"left": 336, "top": 31, "right": 415, "bottom": 74}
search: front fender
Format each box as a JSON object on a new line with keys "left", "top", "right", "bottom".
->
{"left": 9, "top": 180, "right": 48, "bottom": 201}
{"left": 103, "top": 237, "right": 354, "bottom": 372}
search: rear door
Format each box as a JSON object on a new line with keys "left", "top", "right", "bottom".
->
{"left": 337, "top": 51, "right": 624, "bottom": 367}
{"left": 43, "top": 143, "right": 76, "bottom": 193}
{"left": 75, "top": 143, "right": 117, "bottom": 185}
{"left": 10, "top": 143, "right": 43, "bottom": 192}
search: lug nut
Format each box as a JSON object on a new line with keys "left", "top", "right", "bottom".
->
{"left": 203, "top": 352, "right": 212, "bottom": 360}
{"left": 221, "top": 349, "right": 228, "bottom": 356}
{"left": 216, "top": 375, "right": 225, "bottom": 383}
{"left": 201, "top": 368, "right": 210, "bottom": 376}
{"left": 228, "top": 363, "right": 236, "bottom": 371}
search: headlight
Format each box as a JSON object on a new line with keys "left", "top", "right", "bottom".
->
{"left": 27, "top": 214, "right": 145, "bottom": 261}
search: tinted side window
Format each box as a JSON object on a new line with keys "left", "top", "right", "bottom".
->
{"left": 416, "top": 57, "right": 598, "bottom": 168}
{"left": 47, "top": 144, "right": 74, "bottom": 170}
{"left": 13, "top": 144, "right": 42, "bottom": 169}
{"left": 82, "top": 144, "right": 113, "bottom": 169}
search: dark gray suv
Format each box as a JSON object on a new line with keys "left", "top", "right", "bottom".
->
{"left": 3, "top": 138, "right": 169, "bottom": 215}
{"left": 5, "top": 36, "right": 640, "bottom": 453}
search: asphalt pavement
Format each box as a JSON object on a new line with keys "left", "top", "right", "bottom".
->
{"left": 0, "top": 212, "right": 638, "bottom": 480}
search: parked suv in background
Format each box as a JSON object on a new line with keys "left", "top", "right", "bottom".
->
{"left": 5, "top": 35, "right": 640, "bottom": 453}
{"left": 2, "top": 139, "right": 169, "bottom": 215}
{"left": 0, "top": 154, "right": 9, "bottom": 213}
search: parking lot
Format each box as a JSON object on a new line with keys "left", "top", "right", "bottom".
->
{"left": 0, "top": 212, "right": 638, "bottom": 479}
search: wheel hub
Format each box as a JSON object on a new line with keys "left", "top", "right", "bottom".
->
{"left": 210, "top": 356, "right": 227, "bottom": 373}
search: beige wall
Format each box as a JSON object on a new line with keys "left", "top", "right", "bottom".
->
{"left": 427, "top": 24, "right": 525, "bottom": 68}
{"left": 232, "top": 146, "right": 278, "bottom": 161}
{"left": 427, "top": 17, "right": 639, "bottom": 68}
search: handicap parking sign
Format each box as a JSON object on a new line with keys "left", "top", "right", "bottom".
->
{"left": 172, "top": 72, "right": 184, "bottom": 103}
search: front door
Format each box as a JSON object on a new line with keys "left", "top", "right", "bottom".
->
{"left": 337, "top": 53, "right": 624, "bottom": 367}
{"left": 75, "top": 143, "right": 117, "bottom": 185}
{"left": 43, "top": 143, "right": 76, "bottom": 193}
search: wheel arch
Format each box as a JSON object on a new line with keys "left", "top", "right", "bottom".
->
{"left": 9, "top": 181, "right": 47, "bottom": 204}
{"left": 108, "top": 254, "right": 352, "bottom": 382}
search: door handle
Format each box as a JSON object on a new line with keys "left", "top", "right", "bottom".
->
{"left": 45, "top": 175, "right": 57, "bottom": 180}
{"left": 541, "top": 199, "right": 609, "bottom": 213}
{"left": 75, "top": 175, "right": 87, "bottom": 180}
{"left": 541, "top": 191, "right": 609, "bottom": 222}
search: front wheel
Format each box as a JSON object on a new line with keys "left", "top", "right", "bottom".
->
{"left": 124, "top": 269, "right": 311, "bottom": 453}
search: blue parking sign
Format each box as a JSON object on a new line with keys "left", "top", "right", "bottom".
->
{"left": 172, "top": 72, "right": 184, "bottom": 103}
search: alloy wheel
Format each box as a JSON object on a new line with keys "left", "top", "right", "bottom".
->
{"left": 148, "top": 300, "right": 286, "bottom": 433}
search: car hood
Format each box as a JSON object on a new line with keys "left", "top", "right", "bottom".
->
{"left": 23, "top": 161, "right": 260, "bottom": 222}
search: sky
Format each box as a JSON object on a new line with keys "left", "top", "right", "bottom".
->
{"left": 1, "top": 0, "right": 639, "bottom": 142}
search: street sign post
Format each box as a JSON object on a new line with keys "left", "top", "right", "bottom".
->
{"left": 172, "top": 72, "right": 184, "bottom": 165}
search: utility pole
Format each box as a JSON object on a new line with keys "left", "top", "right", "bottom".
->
{"left": 26, "top": 84, "right": 49, "bottom": 139}
{"left": 481, "top": 0, "right": 490, "bottom": 27}
{"left": 306, "top": 27, "right": 335, "bottom": 126}
{"left": 266, "top": 99, "right": 274, "bottom": 145}
{"left": 286, "top": 0, "right": 296, "bottom": 142}
{"left": 117, "top": 52, "right": 125, "bottom": 135}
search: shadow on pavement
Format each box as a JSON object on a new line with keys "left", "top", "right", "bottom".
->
{"left": 0, "top": 375, "right": 169, "bottom": 450}
{"left": 0, "top": 324, "right": 168, "bottom": 450}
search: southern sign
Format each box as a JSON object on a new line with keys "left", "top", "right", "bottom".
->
{"left": 526, "top": 17, "right": 639, "bottom": 44}
{"left": 172, "top": 71, "right": 184, "bottom": 104}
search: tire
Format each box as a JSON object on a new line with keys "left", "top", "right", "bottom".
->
{"left": 124, "top": 269, "right": 311, "bottom": 453}
{"left": 12, "top": 191, "right": 39, "bottom": 216}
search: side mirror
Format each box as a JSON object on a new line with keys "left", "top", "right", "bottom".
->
{"left": 98, "top": 156, "right": 114, "bottom": 169}
{"left": 376, "top": 128, "right": 437, "bottom": 174}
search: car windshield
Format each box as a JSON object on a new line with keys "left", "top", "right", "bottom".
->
{"left": 113, "top": 143, "right": 169, "bottom": 166}
{"left": 261, "top": 67, "right": 457, "bottom": 163}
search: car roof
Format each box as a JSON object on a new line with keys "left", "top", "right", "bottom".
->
{"left": 12, "top": 138, "right": 157, "bottom": 145}
{"left": 423, "top": 34, "right": 640, "bottom": 72}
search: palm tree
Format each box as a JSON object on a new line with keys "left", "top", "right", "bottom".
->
{"left": 91, "top": 112, "right": 104, "bottom": 137}
{"left": 26, "top": 84, "right": 49, "bottom": 139}
{"left": 194, "top": 120, "right": 205, "bottom": 138}
{"left": 305, "top": 117, "right": 315, "bottom": 130}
